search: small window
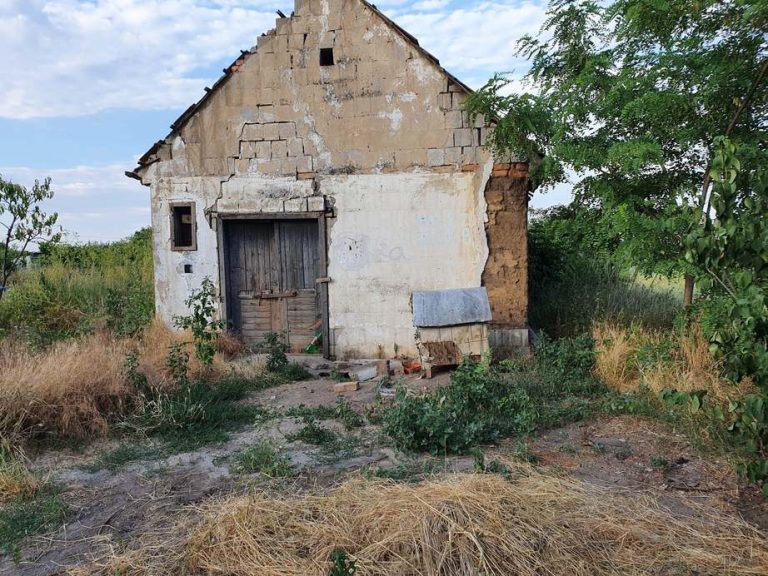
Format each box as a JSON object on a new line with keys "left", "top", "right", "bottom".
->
{"left": 319, "top": 47, "right": 334, "bottom": 66}
{"left": 170, "top": 202, "right": 196, "bottom": 251}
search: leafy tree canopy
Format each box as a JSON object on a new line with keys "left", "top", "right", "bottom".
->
{"left": 0, "top": 175, "right": 60, "bottom": 295}
{"left": 466, "top": 0, "right": 767, "bottom": 276}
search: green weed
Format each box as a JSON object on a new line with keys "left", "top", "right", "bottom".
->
{"left": 232, "top": 440, "right": 293, "bottom": 476}
{"left": 0, "top": 487, "right": 69, "bottom": 560}
{"left": 383, "top": 361, "right": 535, "bottom": 454}
{"left": 85, "top": 443, "right": 157, "bottom": 472}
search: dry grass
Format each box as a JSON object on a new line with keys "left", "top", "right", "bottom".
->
{"left": 88, "top": 466, "right": 768, "bottom": 576}
{"left": 0, "top": 449, "right": 40, "bottom": 503}
{"left": 0, "top": 332, "right": 132, "bottom": 440}
{"left": 593, "top": 322, "right": 756, "bottom": 402}
{"left": 0, "top": 319, "right": 229, "bottom": 443}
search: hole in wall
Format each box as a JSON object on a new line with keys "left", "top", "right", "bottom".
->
{"left": 320, "top": 47, "right": 334, "bottom": 66}
{"left": 184, "top": 264, "right": 193, "bottom": 274}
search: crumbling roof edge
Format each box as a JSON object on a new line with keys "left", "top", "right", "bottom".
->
{"left": 128, "top": 0, "right": 475, "bottom": 179}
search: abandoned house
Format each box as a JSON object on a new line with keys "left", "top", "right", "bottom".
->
{"left": 127, "top": 0, "right": 529, "bottom": 361}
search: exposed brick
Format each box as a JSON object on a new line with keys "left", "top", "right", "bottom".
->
{"left": 279, "top": 122, "right": 296, "bottom": 139}
{"left": 280, "top": 157, "right": 298, "bottom": 174}
{"left": 334, "top": 381, "right": 359, "bottom": 393}
{"left": 271, "top": 140, "right": 288, "bottom": 158}
{"left": 262, "top": 123, "right": 280, "bottom": 141}
{"left": 287, "top": 137, "right": 304, "bottom": 156}
{"left": 241, "top": 124, "right": 265, "bottom": 141}
{"left": 432, "top": 165, "right": 454, "bottom": 173}
{"left": 254, "top": 141, "right": 272, "bottom": 159}
{"left": 284, "top": 197, "right": 309, "bottom": 211}
{"left": 461, "top": 163, "right": 480, "bottom": 172}
{"left": 297, "top": 171, "right": 316, "bottom": 180}
{"left": 296, "top": 155, "right": 314, "bottom": 172}
{"left": 444, "top": 146, "right": 462, "bottom": 164}
{"left": 445, "top": 110, "right": 463, "bottom": 129}
{"left": 307, "top": 196, "right": 325, "bottom": 211}
{"left": 437, "top": 92, "right": 452, "bottom": 111}
{"left": 427, "top": 148, "right": 445, "bottom": 167}
{"left": 453, "top": 128, "right": 473, "bottom": 147}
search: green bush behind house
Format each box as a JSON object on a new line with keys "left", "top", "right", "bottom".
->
{"left": 0, "top": 228, "right": 154, "bottom": 344}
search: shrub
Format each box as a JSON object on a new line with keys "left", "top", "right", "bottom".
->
{"left": 263, "top": 331, "right": 289, "bottom": 372}
{"left": 0, "top": 228, "right": 154, "bottom": 346}
{"left": 173, "top": 278, "right": 223, "bottom": 367}
{"left": 384, "top": 361, "right": 535, "bottom": 454}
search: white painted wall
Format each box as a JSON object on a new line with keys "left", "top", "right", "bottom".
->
{"left": 149, "top": 167, "right": 491, "bottom": 358}
{"left": 324, "top": 172, "right": 488, "bottom": 358}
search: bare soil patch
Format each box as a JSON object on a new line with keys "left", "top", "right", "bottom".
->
{"left": 2, "top": 376, "right": 767, "bottom": 575}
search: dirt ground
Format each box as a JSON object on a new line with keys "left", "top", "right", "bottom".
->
{"left": 2, "top": 373, "right": 767, "bottom": 575}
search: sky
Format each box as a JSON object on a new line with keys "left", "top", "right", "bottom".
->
{"left": 0, "top": 0, "right": 571, "bottom": 243}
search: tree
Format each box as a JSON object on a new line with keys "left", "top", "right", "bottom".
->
{"left": 466, "top": 0, "right": 768, "bottom": 301}
{"left": 0, "top": 175, "right": 61, "bottom": 299}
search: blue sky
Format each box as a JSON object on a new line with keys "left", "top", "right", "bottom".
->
{"left": 0, "top": 0, "right": 570, "bottom": 243}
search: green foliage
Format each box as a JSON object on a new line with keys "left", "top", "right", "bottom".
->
{"left": 684, "top": 138, "right": 768, "bottom": 389}
{"left": 528, "top": 208, "right": 682, "bottom": 337}
{"left": 383, "top": 361, "right": 536, "bottom": 454}
{"left": 0, "top": 228, "right": 153, "bottom": 345}
{"left": 0, "top": 175, "right": 61, "bottom": 297}
{"left": 466, "top": 0, "right": 767, "bottom": 278}
{"left": 333, "top": 396, "right": 364, "bottom": 430}
{"left": 263, "top": 331, "right": 289, "bottom": 372}
{"left": 287, "top": 415, "right": 339, "bottom": 446}
{"left": 329, "top": 549, "right": 357, "bottom": 576}
{"left": 232, "top": 439, "right": 293, "bottom": 477}
{"left": 134, "top": 354, "right": 267, "bottom": 453}
{"left": 85, "top": 444, "right": 156, "bottom": 472}
{"left": 728, "top": 395, "right": 768, "bottom": 495}
{"left": 173, "top": 277, "right": 223, "bottom": 367}
{"left": 0, "top": 486, "right": 68, "bottom": 560}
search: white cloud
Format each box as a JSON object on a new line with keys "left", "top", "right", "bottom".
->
{"left": 389, "top": 1, "right": 547, "bottom": 87}
{"left": 0, "top": 163, "right": 150, "bottom": 242}
{"left": 1, "top": 0, "right": 548, "bottom": 119}
{"left": 0, "top": 0, "right": 277, "bottom": 119}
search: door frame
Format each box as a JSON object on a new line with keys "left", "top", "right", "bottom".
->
{"left": 217, "top": 211, "right": 330, "bottom": 358}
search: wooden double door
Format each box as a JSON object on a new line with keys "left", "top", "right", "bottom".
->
{"left": 223, "top": 219, "right": 324, "bottom": 352}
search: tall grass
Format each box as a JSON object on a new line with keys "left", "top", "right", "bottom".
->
{"left": 529, "top": 258, "right": 681, "bottom": 337}
{"left": 528, "top": 210, "right": 682, "bottom": 337}
{"left": 0, "top": 228, "right": 153, "bottom": 345}
{"left": 0, "top": 319, "right": 227, "bottom": 444}
{"left": 593, "top": 322, "right": 757, "bottom": 402}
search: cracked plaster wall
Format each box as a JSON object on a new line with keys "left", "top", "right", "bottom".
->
{"left": 140, "top": 0, "right": 527, "bottom": 358}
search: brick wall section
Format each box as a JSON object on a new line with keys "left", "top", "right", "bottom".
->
{"left": 140, "top": 0, "right": 491, "bottom": 181}
{"left": 482, "top": 162, "right": 529, "bottom": 327}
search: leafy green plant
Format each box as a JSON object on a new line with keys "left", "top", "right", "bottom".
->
{"left": 287, "top": 416, "right": 338, "bottom": 445}
{"left": 728, "top": 395, "right": 768, "bottom": 495}
{"left": 263, "top": 331, "right": 289, "bottom": 372}
{"left": 0, "top": 486, "right": 68, "bottom": 560}
{"left": 232, "top": 440, "right": 293, "bottom": 476}
{"left": 173, "top": 277, "right": 223, "bottom": 367}
{"left": 650, "top": 456, "right": 670, "bottom": 470}
{"left": 383, "top": 361, "right": 535, "bottom": 454}
{"left": 334, "top": 396, "right": 364, "bottom": 430}
{"left": 329, "top": 548, "right": 357, "bottom": 576}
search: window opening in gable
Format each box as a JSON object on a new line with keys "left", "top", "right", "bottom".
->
{"left": 320, "top": 48, "right": 334, "bottom": 66}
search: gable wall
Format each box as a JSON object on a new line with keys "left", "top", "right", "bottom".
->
{"left": 141, "top": 0, "right": 528, "bottom": 359}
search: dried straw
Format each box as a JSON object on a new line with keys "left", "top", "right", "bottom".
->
{"left": 94, "top": 465, "right": 768, "bottom": 576}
